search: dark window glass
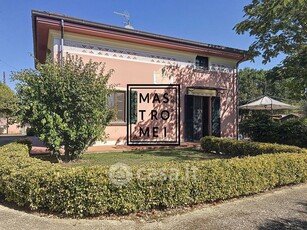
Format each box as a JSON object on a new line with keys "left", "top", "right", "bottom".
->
{"left": 195, "top": 56, "right": 209, "bottom": 70}
{"left": 109, "top": 91, "right": 126, "bottom": 122}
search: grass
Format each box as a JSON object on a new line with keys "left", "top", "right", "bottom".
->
{"left": 34, "top": 148, "right": 229, "bottom": 167}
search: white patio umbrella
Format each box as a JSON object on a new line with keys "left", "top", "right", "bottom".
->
{"left": 239, "top": 96, "right": 298, "bottom": 111}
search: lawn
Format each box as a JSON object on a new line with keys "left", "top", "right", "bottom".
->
{"left": 34, "top": 148, "right": 228, "bottom": 167}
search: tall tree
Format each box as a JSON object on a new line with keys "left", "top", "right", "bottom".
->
{"left": 0, "top": 82, "right": 17, "bottom": 129}
{"left": 238, "top": 68, "right": 290, "bottom": 105}
{"left": 12, "top": 56, "right": 114, "bottom": 161}
{"left": 235, "top": 0, "right": 307, "bottom": 63}
{"left": 238, "top": 68, "right": 267, "bottom": 105}
{"left": 235, "top": 0, "right": 307, "bottom": 100}
{"left": 302, "top": 100, "right": 307, "bottom": 118}
{"left": 272, "top": 48, "right": 307, "bottom": 100}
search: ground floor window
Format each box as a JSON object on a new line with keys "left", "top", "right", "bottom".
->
{"left": 108, "top": 91, "right": 126, "bottom": 122}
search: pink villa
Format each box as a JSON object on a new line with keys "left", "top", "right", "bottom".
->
{"left": 32, "top": 10, "right": 247, "bottom": 145}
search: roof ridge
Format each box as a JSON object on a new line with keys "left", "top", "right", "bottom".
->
{"left": 31, "top": 10, "right": 246, "bottom": 55}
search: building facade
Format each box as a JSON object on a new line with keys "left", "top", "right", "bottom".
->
{"left": 0, "top": 117, "right": 27, "bottom": 135}
{"left": 32, "top": 11, "right": 247, "bottom": 145}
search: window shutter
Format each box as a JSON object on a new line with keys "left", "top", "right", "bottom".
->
{"left": 211, "top": 96, "right": 221, "bottom": 137}
{"left": 128, "top": 91, "right": 138, "bottom": 124}
{"left": 184, "top": 95, "right": 194, "bottom": 141}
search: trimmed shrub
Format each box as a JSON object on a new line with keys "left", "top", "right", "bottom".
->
{"left": 201, "top": 136, "right": 306, "bottom": 156}
{"left": 240, "top": 112, "right": 279, "bottom": 143}
{"left": 240, "top": 112, "right": 307, "bottom": 148}
{"left": 15, "top": 138, "right": 32, "bottom": 153}
{"left": 0, "top": 143, "right": 306, "bottom": 217}
{"left": 278, "top": 119, "right": 307, "bottom": 148}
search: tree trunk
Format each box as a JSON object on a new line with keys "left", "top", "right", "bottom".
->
{"left": 6, "top": 117, "right": 9, "bottom": 134}
{"left": 64, "top": 148, "right": 70, "bottom": 162}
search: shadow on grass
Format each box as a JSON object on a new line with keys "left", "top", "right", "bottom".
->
{"left": 30, "top": 147, "right": 229, "bottom": 166}
{"left": 32, "top": 154, "right": 59, "bottom": 163}
{"left": 130, "top": 148, "right": 229, "bottom": 161}
{"left": 258, "top": 202, "right": 307, "bottom": 230}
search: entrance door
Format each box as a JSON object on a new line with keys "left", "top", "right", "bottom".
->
{"left": 184, "top": 95, "right": 220, "bottom": 141}
{"left": 193, "top": 96, "right": 203, "bottom": 140}
{"left": 184, "top": 95, "right": 194, "bottom": 141}
{"left": 211, "top": 96, "right": 221, "bottom": 137}
{"left": 202, "top": 97, "right": 210, "bottom": 137}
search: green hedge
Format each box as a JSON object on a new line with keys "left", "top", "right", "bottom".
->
{"left": 0, "top": 143, "right": 306, "bottom": 217}
{"left": 15, "top": 138, "right": 33, "bottom": 153}
{"left": 240, "top": 113, "right": 307, "bottom": 148}
{"left": 201, "top": 136, "right": 307, "bottom": 156}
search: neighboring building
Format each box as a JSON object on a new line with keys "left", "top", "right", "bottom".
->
{"left": 32, "top": 10, "right": 247, "bottom": 145}
{"left": 0, "top": 117, "right": 9, "bottom": 134}
{"left": 0, "top": 117, "right": 27, "bottom": 135}
{"left": 280, "top": 113, "right": 303, "bottom": 122}
{"left": 273, "top": 113, "right": 304, "bottom": 122}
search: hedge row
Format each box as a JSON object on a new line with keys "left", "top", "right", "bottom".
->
{"left": 0, "top": 143, "right": 306, "bottom": 217}
{"left": 201, "top": 136, "right": 307, "bottom": 156}
{"left": 15, "top": 138, "right": 33, "bottom": 153}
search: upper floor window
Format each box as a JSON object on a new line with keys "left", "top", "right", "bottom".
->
{"left": 195, "top": 56, "right": 209, "bottom": 70}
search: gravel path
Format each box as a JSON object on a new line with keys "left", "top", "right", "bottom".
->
{"left": 0, "top": 183, "right": 306, "bottom": 230}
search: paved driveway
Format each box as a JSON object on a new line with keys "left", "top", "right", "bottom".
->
{"left": 0, "top": 183, "right": 306, "bottom": 230}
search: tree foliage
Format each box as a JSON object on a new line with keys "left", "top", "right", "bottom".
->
{"left": 235, "top": 0, "right": 307, "bottom": 100}
{"left": 238, "top": 67, "right": 290, "bottom": 105}
{"left": 0, "top": 82, "right": 17, "bottom": 119}
{"left": 238, "top": 68, "right": 266, "bottom": 105}
{"left": 235, "top": 0, "right": 307, "bottom": 63}
{"left": 12, "top": 56, "right": 114, "bottom": 161}
{"left": 270, "top": 48, "right": 307, "bottom": 100}
{"left": 302, "top": 100, "right": 307, "bottom": 118}
{"left": 240, "top": 112, "right": 307, "bottom": 148}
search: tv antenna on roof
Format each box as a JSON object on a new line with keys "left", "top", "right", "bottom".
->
{"left": 114, "top": 11, "right": 134, "bottom": 29}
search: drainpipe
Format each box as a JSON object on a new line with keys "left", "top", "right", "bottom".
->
{"left": 235, "top": 53, "right": 246, "bottom": 140}
{"left": 60, "top": 19, "right": 64, "bottom": 66}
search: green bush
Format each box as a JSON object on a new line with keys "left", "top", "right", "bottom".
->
{"left": 240, "top": 113, "right": 307, "bottom": 148}
{"left": 201, "top": 136, "right": 306, "bottom": 156}
{"left": 15, "top": 138, "right": 32, "bottom": 153}
{"left": 240, "top": 112, "right": 279, "bottom": 143}
{"left": 0, "top": 143, "right": 306, "bottom": 217}
{"left": 26, "top": 127, "right": 36, "bottom": 136}
{"left": 278, "top": 119, "right": 307, "bottom": 148}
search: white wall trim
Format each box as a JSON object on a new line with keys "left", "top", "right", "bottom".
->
{"left": 62, "top": 39, "right": 193, "bottom": 67}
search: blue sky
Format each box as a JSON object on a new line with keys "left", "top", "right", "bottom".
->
{"left": 0, "top": 0, "right": 283, "bottom": 90}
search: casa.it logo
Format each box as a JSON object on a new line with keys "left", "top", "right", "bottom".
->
{"left": 127, "top": 84, "right": 180, "bottom": 145}
{"left": 108, "top": 163, "right": 132, "bottom": 186}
